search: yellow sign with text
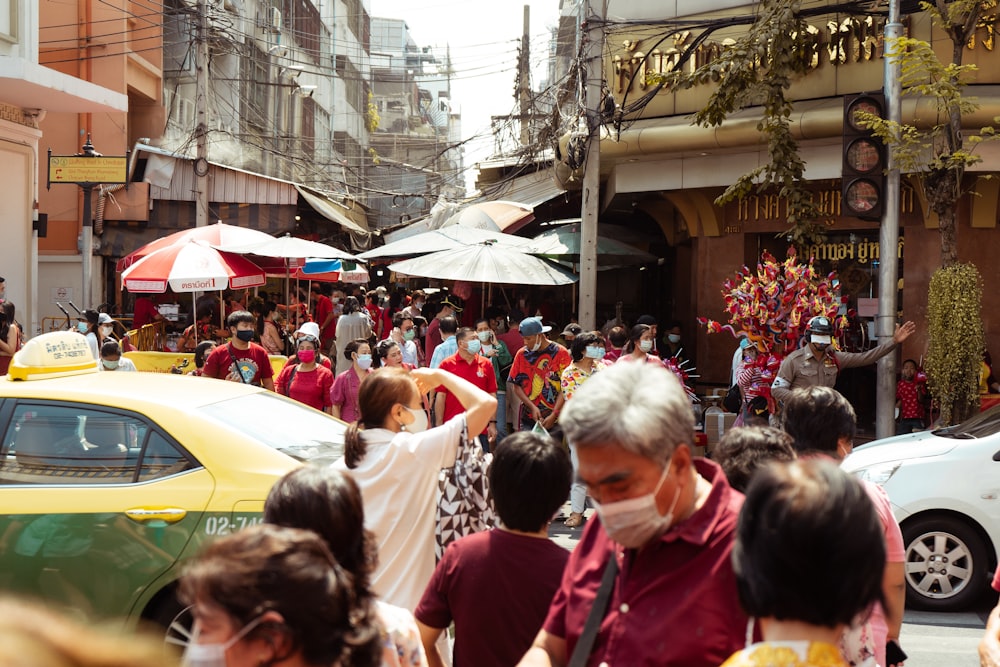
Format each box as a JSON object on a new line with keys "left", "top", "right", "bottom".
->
{"left": 48, "top": 155, "right": 128, "bottom": 184}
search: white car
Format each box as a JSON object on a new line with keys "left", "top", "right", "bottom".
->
{"left": 842, "top": 406, "right": 1000, "bottom": 611}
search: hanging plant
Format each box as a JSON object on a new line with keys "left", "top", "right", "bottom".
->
{"left": 925, "top": 263, "right": 983, "bottom": 425}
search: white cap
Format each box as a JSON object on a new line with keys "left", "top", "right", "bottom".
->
{"left": 810, "top": 334, "right": 832, "bottom": 345}
{"left": 295, "top": 321, "right": 321, "bottom": 340}
{"left": 97, "top": 313, "right": 114, "bottom": 325}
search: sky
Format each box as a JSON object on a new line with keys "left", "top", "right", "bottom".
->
{"left": 369, "top": 0, "right": 562, "bottom": 192}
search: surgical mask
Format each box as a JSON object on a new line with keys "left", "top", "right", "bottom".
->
{"left": 481, "top": 344, "right": 494, "bottom": 355}
{"left": 101, "top": 359, "right": 119, "bottom": 370}
{"left": 466, "top": 339, "right": 482, "bottom": 354}
{"left": 593, "top": 464, "right": 681, "bottom": 548}
{"left": 235, "top": 329, "right": 254, "bottom": 342}
{"left": 530, "top": 339, "right": 542, "bottom": 353}
{"left": 356, "top": 354, "right": 373, "bottom": 370}
{"left": 100, "top": 326, "right": 113, "bottom": 337}
{"left": 183, "top": 616, "right": 264, "bottom": 667}
{"left": 414, "top": 301, "right": 424, "bottom": 310}
{"left": 638, "top": 339, "right": 653, "bottom": 352}
{"left": 668, "top": 334, "right": 681, "bottom": 344}
{"left": 403, "top": 406, "right": 428, "bottom": 433}
{"left": 297, "top": 349, "right": 316, "bottom": 364}
{"left": 585, "top": 346, "right": 605, "bottom": 360}
{"left": 477, "top": 330, "right": 492, "bottom": 342}
{"left": 77, "top": 322, "right": 88, "bottom": 333}
{"left": 403, "top": 329, "right": 416, "bottom": 341}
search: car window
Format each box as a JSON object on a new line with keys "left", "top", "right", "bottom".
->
{"left": 138, "top": 431, "right": 197, "bottom": 482}
{"left": 0, "top": 405, "right": 197, "bottom": 485}
{"left": 199, "top": 392, "right": 346, "bottom": 465}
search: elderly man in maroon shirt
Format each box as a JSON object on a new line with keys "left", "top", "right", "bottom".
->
{"left": 518, "top": 362, "right": 747, "bottom": 667}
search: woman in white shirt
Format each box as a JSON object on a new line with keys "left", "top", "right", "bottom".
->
{"left": 335, "top": 367, "right": 496, "bottom": 613}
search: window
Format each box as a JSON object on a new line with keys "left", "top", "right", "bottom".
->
{"left": 0, "top": 404, "right": 196, "bottom": 485}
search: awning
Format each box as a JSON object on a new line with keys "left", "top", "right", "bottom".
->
{"left": 1, "top": 58, "right": 128, "bottom": 113}
{"left": 478, "top": 167, "right": 565, "bottom": 208}
{"left": 295, "top": 185, "right": 370, "bottom": 236}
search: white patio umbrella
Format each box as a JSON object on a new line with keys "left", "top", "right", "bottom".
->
{"left": 527, "top": 222, "right": 658, "bottom": 266}
{"left": 388, "top": 241, "right": 577, "bottom": 286}
{"left": 358, "top": 226, "right": 531, "bottom": 260}
{"left": 216, "top": 234, "right": 365, "bottom": 262}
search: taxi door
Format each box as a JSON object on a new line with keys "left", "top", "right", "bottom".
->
{"left": 0, "top": 401, "right": 214, "bottom": 624}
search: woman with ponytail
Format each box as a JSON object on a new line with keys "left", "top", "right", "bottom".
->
{"left": 335, "top": 367, "right": 496, "bottom": 615}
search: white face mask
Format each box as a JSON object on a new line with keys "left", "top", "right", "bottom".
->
{"left": 183, "top": 616, "right": 264, "bottom": 667}
{"left": 402, "top": 406, "right": 428, "bottom": 433}
{"left": 667, "top": 334, "right": 681, "bottom": 344}
{"left": 530, "top": 337, "right": 543, "bottom": 353}
{"left": 638, "top": 339, "right": 653, "bottom": 353}
{"left": 593, "top": 463, "right": 681, "bottom": 548}
{"left": 476, "top": 330, "right": 492, "bottom": 342}
{"left": 100, "top": 326, "right": 113, "bottom": 337}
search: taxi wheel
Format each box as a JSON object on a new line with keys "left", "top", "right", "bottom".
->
{"left": 146, "top": 591, "right": 192, "bottom": 647}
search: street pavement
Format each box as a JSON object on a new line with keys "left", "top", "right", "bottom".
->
{"left": 547, "top": 505, "right": 990, "bottom": 666}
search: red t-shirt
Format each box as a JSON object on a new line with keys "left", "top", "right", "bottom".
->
{"left": 543, "top": 459, "right": 747, "bottom": 667}
{"left": 415, "top": 529, "right": 569, "bottom": 667}
{"left": 203, "top": 342, "right": 274, "bottom": 386}
{"left": 314, "top": 295, "right": 335, "bottom": 341}
{"left": 425, "top": 317, "right": 443, "bottom": 361}
{"left": 897, "top": 378, "right": 924, "bottom": 419}
{"left": 496, "top": 329, "right": 523, "bottom": 362}
{"left": 437, "top": 352, "right": 498, "bottom": 433}
{"left": 275, "top": 363, "right": 333, "bottom": 411}
{"left": 132, "top": 297, "right": 160, "bottom": 329}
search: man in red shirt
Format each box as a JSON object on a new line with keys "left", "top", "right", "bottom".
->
{"left": 202, "top": 310, "right": 275, "bottom": 390}
{"left": 435, "top": 327, "right": 498, "bottom": 446}
{"left": 131, "top": 295, "right": 163, "bottom": 329}
{"left": 310, "top": 284, "right": 337, "bottom": 352}
{"left": 518, "top": 362, "right": 746, "bottom": 667}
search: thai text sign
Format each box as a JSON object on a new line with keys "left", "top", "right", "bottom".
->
{"left": 48, "top": 155, "right": 128, "bottom": 185}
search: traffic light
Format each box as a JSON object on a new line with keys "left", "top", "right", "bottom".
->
{"left": 841, "top": 92, "right": 887, "bottom": 220}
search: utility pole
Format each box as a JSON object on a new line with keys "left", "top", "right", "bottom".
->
{"left": 519, "top": 5, "right": 531, "bottom": 146}
{"left": 875, "top": 0, "right": 903, "bottom": 439}
{"left": 194, "top": 0, "right": 210, "bottom": 227}
{"left": 79, "top": 137, "right": 99, "bottom": 310}
{"left": 578, "top": 0, "right": 604, "bottom": 330}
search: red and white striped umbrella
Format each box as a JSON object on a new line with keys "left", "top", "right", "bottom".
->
{"left": 115, "top": 222, "right": 275, "bottom": 272}
{"left": 121, "top": 240, "right": 266, "bottom": 293}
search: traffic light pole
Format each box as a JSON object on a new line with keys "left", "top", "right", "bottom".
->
{"left": 876, "top": 0, "right": 903, "bottom": 439}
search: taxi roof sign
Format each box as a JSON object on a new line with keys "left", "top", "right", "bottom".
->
{"left": 7, "top": 331, "right": 99, "bottom": 381}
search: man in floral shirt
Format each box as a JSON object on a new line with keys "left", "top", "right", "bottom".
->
{"left": 508, "top": 317, "right": 571, "bottom": 432}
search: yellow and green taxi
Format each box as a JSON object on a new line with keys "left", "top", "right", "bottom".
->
{"left": 0, "top": 331, "right": 346, "bottom": 629}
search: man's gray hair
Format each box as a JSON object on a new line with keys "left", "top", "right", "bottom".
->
{"left": 561, "top": 362, "right": 693, "bottom": 463}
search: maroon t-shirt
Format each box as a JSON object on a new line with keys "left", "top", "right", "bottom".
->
{"left": 415, "top": 529, "right": 569, "bottom": 667}
{"left": 203, "top": 342, "right": 274, "bottom": 386}
{"left": 425, "top": 317, "right": 443, "bottom": 361}
{"left": 314, "top": 295, "right": 336, "bottom": 341}
{"left": 132, "top": 297, "right": 160, "bottom": 329}
{"left": 544, "top": 459, "right": 747, "bottom": 667}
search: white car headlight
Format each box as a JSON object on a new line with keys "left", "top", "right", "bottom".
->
{"left": 853, "top": 461, "right": 902, "bottom": 487}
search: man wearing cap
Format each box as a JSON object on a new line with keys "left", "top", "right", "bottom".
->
{"left": 557, "top": 323, "right": 582, "bottom": 350}
{"left": 425, "top": 297, "right": 461, "bottom": 362}
{"left": 771, "top": 315, "right": 916, "bottom": 405}
{"left": 508, "top": 317, "right": 571, "bottom": 432}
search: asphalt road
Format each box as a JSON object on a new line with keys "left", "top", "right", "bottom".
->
{"left": 547, "top": 506, "right": 992, "bottom": 666}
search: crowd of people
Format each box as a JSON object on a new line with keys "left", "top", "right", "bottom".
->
{"left": 11, "top": 279, "right": 1000, "bottom": 666}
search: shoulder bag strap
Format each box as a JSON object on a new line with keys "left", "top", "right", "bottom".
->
{"left": 284, "top": 364, "right": 299, "bottom": 396}
{"left": 226, "top": 343, "right": 251, "bottom": 384}
{"left": 567, "top": 551, "right": 619, "bottom": 667}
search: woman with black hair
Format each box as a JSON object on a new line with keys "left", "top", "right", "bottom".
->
{"left": 0, "top": 301, "right": 22, "bottom": 375}
{"left": 265, "top": 467, "right": 428, "bottom": 667}
{"left": 258, "top": 301, "right": 284, "bottom": 355}
{"left": 335, "top": 296, "right": 372, "bottom": 374}
{"left": 720, "top": 459, "right": 886, "bottom": 667}
{"left": 329, "top": 338, "right": 373, "bottom": 422}
{"left": 187, "top": 340, "right": 217, "bottom": 377}
{"left": 180, "top": 524, "right": 382, "bottom": 667}
{"left": 616, "top": 323, "right": 663, "bottom": 366}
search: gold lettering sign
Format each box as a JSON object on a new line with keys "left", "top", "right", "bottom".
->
{"left": 805, "top": 237, "right": 905, "bottom": 264}
{"left": 735, "top": 185, "right": 915, "bottom": 224}
{"left": 613, "top": 13, "right": 915, "bottom": 95}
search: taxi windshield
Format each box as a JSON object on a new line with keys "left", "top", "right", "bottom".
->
{"left": 199, "top": 393, "right": 346, "bottom": 465}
